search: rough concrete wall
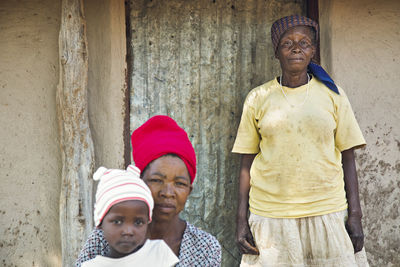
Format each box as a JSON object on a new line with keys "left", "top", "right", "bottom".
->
{"left": 319, "top": 1, "right": 400, "bottom": 266}
{"left": 128, "top": 1, "right": 304, "bottom": 265}
{"left": 85, "top": 0, "right": 127, "bottom": 171}
{"left": 0, "top": 0, "right": 62, "bottom": 266}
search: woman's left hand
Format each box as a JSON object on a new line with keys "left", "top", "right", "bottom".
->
{"left": 342, "top": 148, "right": 364, "bottom": 253}
{"left": 345, "top": 214, "right": 364, "bottom": 253}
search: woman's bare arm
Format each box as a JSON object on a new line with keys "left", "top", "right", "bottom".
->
{"left": 236, "top": 153, "right": 259, "bottom": 255}
{"left": 342, "top": 148, "right": 364, "bottom": 252}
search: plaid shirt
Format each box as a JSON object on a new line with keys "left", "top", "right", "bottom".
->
{"left": 76, "top": 222, "right": 221, "bottom": 267}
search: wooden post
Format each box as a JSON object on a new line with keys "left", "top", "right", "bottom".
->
{"left": 57, "top": 0, "right": 94, "bottom": 265}
{"left": 306, "top": 0, "right": 321, "bottom": 64}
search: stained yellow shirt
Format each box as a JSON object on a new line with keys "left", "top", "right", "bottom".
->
{"left": 232, "top": 76, "right": 366, "bottom": 218}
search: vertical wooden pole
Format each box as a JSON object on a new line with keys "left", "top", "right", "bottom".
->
{"left": 57, "top": 0, "right": 94, "bottom": 265}
{"left": 124, "top": 0, "right": 132, "bottom": 168}
{"left": 306, "top": 0, "right": 321, "bottom": 63}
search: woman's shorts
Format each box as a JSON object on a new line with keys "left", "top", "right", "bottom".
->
{"left": 241, "top": 210, "right": 369, "bottom": 267}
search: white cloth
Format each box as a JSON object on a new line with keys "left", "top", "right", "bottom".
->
{"left": 241, "top": 210, "right": 369, "bottom": 267}
{"left": 82, "top": 239, "right": 179, "bottom": 267}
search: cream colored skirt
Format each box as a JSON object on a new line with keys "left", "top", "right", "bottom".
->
{"left": 241, "top": 210, "right": 369, "bottom": 267}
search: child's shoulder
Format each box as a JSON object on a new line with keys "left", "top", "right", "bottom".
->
{"left": 142, "top": 239, "right": 179, "bottom": 266}
{"left": 143, "top": 239, "right": 169, "bottom": 250}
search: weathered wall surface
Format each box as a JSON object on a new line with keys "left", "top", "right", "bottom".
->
{"left": 86, "top": 0, "right": 127, "bottom": 171}
{"left": 0, "top": 0, "right": 127, "bottom": 265}
{"left": 60, "top": 0, "right": 128, "bottom": 260}
{"left": 0, "top": 0, "right": 62, "bottom": 266}
{"left": 128, "top": 1, "right": 304, "bottom": 265}
{"left": 319, "top": 1, "right": 400, "bottom": 266}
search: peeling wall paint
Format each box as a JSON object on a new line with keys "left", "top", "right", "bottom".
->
{"left": 356, "top": 123, "right": 400, "bottom": 266}
{"left": 320, "top": 0, "right": 400, "bottom": 266}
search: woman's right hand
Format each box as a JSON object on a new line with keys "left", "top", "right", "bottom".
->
{"left": 236, "top": 217, "right": 259, "bottom": 255}
{"left": 236, "top": 154, "right": 259, "bottom": 255}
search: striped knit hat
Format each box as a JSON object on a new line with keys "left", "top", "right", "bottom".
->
{"left": 93, "top": 165, "right": 154, "bottom": 227}
{"left": 271, "top": 15, "right": 319, "bottom": 52}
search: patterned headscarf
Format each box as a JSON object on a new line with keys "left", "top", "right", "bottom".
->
{"left": 271, "top": 15, "right": 339, "bottom": 94}
{"left": 271, "top": 15, "right": 319, "bottom": 53}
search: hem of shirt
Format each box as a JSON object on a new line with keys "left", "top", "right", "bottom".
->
{"left": 249, "top": 206, "right": 348, "bottom": 219}
{"left": 339, "top": 141, "right": 366, "bottom": 152}
{"left": 232, "top": 147, "right": 259, "bottom": 154}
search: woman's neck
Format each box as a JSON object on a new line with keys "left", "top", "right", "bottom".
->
{"left": 148, "top": 217, "right": 182, "bottom": 238}
{"left": 281, "top": 70, "right": 309, "bottom": 88}
{"left": 148, "top": 217, "right": 186, "bottom": 255}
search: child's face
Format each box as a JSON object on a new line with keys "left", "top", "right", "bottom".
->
{"left": 100, "top": 200, "right": 149, "bottom": 258}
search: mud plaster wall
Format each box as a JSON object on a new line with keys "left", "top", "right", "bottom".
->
{"left": 127, "top": 1, "right": 305, "bottom": 266}
{"left": 0, "top": 0, "right": 127, "bottom": 265}
{"left": 319, "top": 1, "right": 400, "bottom": 266}
{"left": 85, "top": 0, "right": 127, "bottom": 171}
{"left": 76, "top": 0, "right": 127, "bottom": 251}
{"left": 0, "top": 0, "right": 62, "bottom": 266}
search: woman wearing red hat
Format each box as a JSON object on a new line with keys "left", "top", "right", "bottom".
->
{"left": 76, "top": 115, "right": 221, "bottom": 267}
{"left": 233, "top": 15, "right": 368, "bottom": 266}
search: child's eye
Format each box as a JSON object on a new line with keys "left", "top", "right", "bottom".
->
{"left": 134, "top": 219, "right": 145, "bottom": 226}
{"left": 112, "top": 219, "right": 123, "bottom": 225}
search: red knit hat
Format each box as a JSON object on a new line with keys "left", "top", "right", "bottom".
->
{"left": 131, "top": 115, "right": 197, "bottom": 183}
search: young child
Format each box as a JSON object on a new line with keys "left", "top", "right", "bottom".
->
{"left": 82, "top": 165, "right": 179, "bottom": 267}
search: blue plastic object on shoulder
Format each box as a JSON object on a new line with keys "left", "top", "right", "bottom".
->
{"left": 308, "top": 62, "right": 340, "bottom": 95}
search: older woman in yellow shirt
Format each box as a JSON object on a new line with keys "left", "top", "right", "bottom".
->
{"left": 233, "top": 15, "right": 368, "bottom": 266}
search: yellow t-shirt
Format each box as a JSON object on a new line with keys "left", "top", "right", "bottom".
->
{"left": 232, "top": 76, "right": 366, "bottom": 218}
